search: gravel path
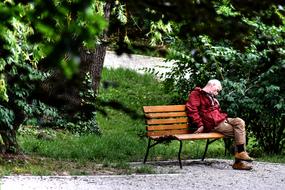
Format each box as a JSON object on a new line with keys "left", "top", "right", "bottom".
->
{"left": 1, "top": 159, "right": 285, "bottom": 190}
{"left": 103, "top": 51, "right": 173, "bottom": 78}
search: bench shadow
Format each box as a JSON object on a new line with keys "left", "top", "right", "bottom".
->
{"left": 144, "top": 159, "right": 233, "bottom": 170}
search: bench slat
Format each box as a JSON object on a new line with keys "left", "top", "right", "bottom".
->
{"left": 147, "top": 129, "right": 190, "bottom": 137}
{"left": 146, "top": 118, "right": 188, "bottom": 125}
{"left": 174, "top": 133, "right": 224, "bottom": 140}
{"left": 143, "top": 105, "right": 186, "bottom": 113}
{"left": 145, "top": 112, "right": 187, "bottom": 119}
{"left": 147, "top": 124, "right": 188, "bottom": 131}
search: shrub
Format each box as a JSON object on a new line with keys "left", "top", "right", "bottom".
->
{"left": 164, "top": 18, "right": 285, "bottom": 154}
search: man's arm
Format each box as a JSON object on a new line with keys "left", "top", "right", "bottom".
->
{"left": 185, "top": 90, "right": 204, "bottom": 132}
{"left": 194, "top": 126, "right": 204, "bottom": 133}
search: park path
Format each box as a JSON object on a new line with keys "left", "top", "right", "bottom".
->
{"left": 103, "top": 51, "right": 173, "bottom": 78}
{"left": 1, "top": 159, "right": 285, "bottom": 190}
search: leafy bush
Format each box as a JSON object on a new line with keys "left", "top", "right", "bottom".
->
{"left": 0, "top": 1, "right": 105, "bottom": 152}
{"left": 0, "top": 13, "right": 46, "bottom": 152}
{"left": 164, "top": 17, "right": 285, "bottom": 153}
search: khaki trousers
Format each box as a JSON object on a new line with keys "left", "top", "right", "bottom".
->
{"left": 212, "top": 117, "right": 246, "bottom": 145}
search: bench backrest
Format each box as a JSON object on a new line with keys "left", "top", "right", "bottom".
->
{"left": 143, "top": 105, "right": 191, "bottom": 137}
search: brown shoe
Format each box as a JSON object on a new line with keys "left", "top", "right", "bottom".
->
{"left": 235, "top": 151, "right": 254, "bottom": 162}
{"left": 232, "top": 161, "right": 253, "bottom": 170}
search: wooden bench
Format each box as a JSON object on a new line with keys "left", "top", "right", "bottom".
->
{"left": 143, "top": 105, "right": 226, "bottom": 168}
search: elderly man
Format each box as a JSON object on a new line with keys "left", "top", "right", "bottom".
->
{"left": 185, "top": 79, "right": 253, "bottom": 170}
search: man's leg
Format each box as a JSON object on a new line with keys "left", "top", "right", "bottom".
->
{"left": 227, "top": 118, "right": 246, "bottom": 146}
{"left": 213, "top": 118, "right": 253, "bottom": 162}
{"left": 212, "top": 118, "right": 253, "bottom": 170}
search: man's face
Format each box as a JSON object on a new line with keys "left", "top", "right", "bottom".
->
{"left": 210, "top": 84, "right": 222, "bottom": 96}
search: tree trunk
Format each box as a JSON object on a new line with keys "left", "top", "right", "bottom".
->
{"left": 79, "top": 1, "right": 112, "bottom": 94}
{"left": 0, "top": 129, "right": 19, "bottom": 153}
{"left": 79, "top": 44, "right": 107, "bottom": 94}
{"left": 34, "top": 1, "right": 113, "bottom": 118}
{"left": 0, "top": 99, "right": 25, "bottom": 154}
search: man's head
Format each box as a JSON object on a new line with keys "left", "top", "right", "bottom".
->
{"left": 203, "top": 79, "right": 222, "bottom": 96}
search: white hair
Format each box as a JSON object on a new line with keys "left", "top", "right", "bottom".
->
{"left": 207, "top": 79, "right": 222, "bottom": 89}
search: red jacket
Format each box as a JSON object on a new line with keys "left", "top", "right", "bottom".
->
{"left": 185, "top": 87, "right": 227, "bottom": 132}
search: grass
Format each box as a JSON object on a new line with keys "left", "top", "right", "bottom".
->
{"left": 1, "top": 68, "right": 284, "bottom": 175}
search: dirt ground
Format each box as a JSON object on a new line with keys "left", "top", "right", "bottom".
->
{"left": 1, "top": 159, "right": 285, "bottom": 190}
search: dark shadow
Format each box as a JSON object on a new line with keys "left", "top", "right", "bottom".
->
{"left": 145, "top": 159, "right": 232, "bottom": 170}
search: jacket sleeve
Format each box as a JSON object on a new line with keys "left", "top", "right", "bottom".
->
{"left": 185, "top": 90, "right": 203, "bottom": 127}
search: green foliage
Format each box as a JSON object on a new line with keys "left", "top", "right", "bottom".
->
{"left": 0, "top": 0, "right": 107, "bottom": 152}
{"left": 0, "top": 9, "right": 45, "bottom": 129}
{"left": 28, "top": 0, "right": 107, "bottom": 75}
{"left": 27, "top": 73, "right": 100, "bottom": 135}
{"left": 63, "top": 72, "right": 100, "bottom": 134}
{"left": 164, "top": 4, "right": 285, "bottom": 154}
{"left": 135, "top": 165, "right": 155, "bottom": 174}
{"left": 0, "top": 78, "right": 8, "bottom": 102}
{"left": 147, "top": 19, "right": 173, "bottom": 47}
{"left": 0, "top": 105, "right": 14, "bottom": 130}
{"left": 112, "top": 1, "right": 127, "bottom": 25}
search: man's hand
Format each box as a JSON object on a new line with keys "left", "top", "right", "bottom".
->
{"left": 194, "top": 126, "right": 204, "bottom": 134}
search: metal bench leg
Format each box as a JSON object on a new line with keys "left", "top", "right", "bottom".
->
{"left": 143, "top": 139, "right": 151, "bottom": 164}
{"left": 178, "top": 140, "right": 183, "bottom": 169}
{"left": 202, "top": 139, "right": 210, "bottom": 161}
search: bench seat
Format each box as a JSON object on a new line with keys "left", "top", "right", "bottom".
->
{"left": 174, "top": 132, "right": 224, "bottom": 140}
